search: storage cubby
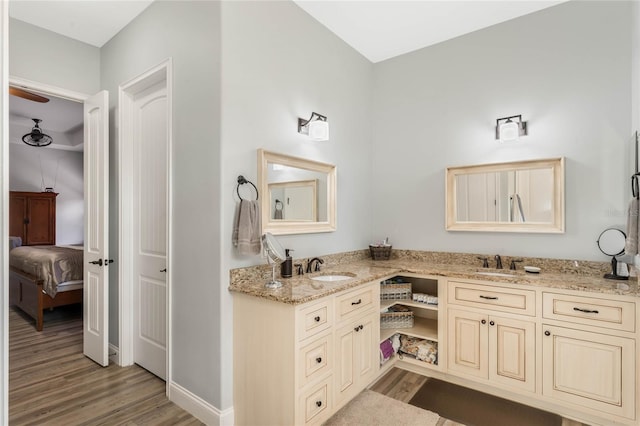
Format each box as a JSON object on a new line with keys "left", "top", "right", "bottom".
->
{"left": 379, "top": 275, "right": 440, "bottom": 370}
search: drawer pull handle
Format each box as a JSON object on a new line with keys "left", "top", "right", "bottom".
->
{"left": 479, "top": 295, "right": 498, "bottom": 300}
{"left": 354, "top": 324, "right": 364, "bottom": 332}
{"left": 314, "top": 316, "right": 321, "bottom": 322}
{"left": 316, "top": 357, "right": 322, "bottom": 363}
{"left": 316, "top": 401, "right": 322, "bottom": 408}
{"left": 351, "top": 299, "right": 362, "bottom": 305}
{"left": 573, "top": 307, "right": 599, "bottom": 314}
{"left": 544, "top": 330, "right": 551, "bottom": 336}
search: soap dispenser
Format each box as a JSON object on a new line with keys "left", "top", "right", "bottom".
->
{"left": 281, "top": 249, "right": 293, "bottom": 278}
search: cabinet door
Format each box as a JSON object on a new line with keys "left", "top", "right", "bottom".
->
{"left": 27, "top": 196, "right": 56, "bottom": 245}
{"left": 335, "top": 322, "right": 356, "bottom": 404}
{"left": 335, "top": 312, "right": 378, "bottom": 407}
{"left": 489, "top": 316, "right": 535, "bottom": 392}
{"left": 447, "top": 309, "right": 488, "bottom": 379}
{"left": 542, "top": 325, "right": 635, "bottom": 419}
{"left": 9, "top": 194, "right": 27, "bottom": 241}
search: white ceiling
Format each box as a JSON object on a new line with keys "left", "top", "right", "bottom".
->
{"left": 9, "top": 0, "right": 154, "bottom": 48}
{"left": 293, "top": 0, "right": 567, "bottom": 63}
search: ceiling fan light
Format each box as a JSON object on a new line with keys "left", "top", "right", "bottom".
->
{"left": 22, "top": 118, "right": 53, "bottom": 147}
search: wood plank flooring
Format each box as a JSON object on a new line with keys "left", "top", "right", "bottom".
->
{"left": 9, "top": 304, "right": 203, "bottom": 426}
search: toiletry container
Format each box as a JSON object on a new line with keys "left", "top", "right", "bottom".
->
{"left": 281, "top": 249, "right": 293, "bottom": 278}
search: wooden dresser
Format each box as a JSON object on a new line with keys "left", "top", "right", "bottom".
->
{"left": 9, "top": 191, "right": 57, "bottom": 245}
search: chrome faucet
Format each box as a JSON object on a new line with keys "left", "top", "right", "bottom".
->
{"left": 306, "top": 257, "right": 324, "bottom": 273}
{"left": 495, "top": 255, "right": 503, "bottom": 269}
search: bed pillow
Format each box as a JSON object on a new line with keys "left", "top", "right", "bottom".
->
{"left": 9, "top": 236, "right": 22, "bottom": 250}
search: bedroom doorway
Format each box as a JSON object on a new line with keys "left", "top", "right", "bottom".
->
{"left": 7, "top": 77, "right": 110, "bottom": 367}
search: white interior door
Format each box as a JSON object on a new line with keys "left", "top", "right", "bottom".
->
{"left": 283, "top": 185, "right": 314, "bottom": 220}
{"left": 132, "top": 81, "right": 168, "bottom": 380}
{"left": 83, "top": 90, "right": 109, "bottom": 366}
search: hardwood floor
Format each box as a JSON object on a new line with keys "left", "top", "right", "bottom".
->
{"left": 368, "top": 366, "right": 428, "bottom": 403}
{"left": 9, "top": 304, "right": 203, "bottom": 426}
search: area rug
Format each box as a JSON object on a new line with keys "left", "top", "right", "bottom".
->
{"left": 324, "top": 389, "right": 441, "bottom": 426}
{"left": 409, "top": 378, "right": 562, "bottom": 426}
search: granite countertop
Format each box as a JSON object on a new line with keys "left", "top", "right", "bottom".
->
{"left": 228, "top": 258, "right": 640, "bottom": 305}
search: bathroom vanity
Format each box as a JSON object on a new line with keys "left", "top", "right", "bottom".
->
{"left": 230, "top": 255, "right": 639, "bottom": 426}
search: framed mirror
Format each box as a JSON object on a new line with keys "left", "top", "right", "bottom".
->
{"left": 258, "top": 149, "right": 336, "bottom": 235}
{"left": 446, "top": 157, "right": 565, "bottom": 233}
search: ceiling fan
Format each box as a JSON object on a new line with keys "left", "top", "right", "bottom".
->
{"left": 9, "top": 86, "right": 50, "bottom": 103}
{"left": 22, "top": 119, "right": 53, "bottom": 147}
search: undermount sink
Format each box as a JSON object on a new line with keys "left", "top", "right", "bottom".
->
{"left": 310, "top": 273, "right": 356, "bottom": 282}
{"left": 475, "top": 271, "right": 517, "bottom": 278}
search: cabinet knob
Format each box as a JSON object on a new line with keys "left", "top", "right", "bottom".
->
{"left": 489, "top": 320, "right": 495, "bottom": 326}
{"left": 544, "top": 330, "right": 551, "bottom": 336}
{"left": 354, "top": 324, "right": 364, "bottom": 332}
{"left": 481, "top": 319, "right": 487, "bottom": 324}
{"left": 316, "top": 357, "right": 322, "bottom": 364}
{"left": 316, "top": 401, "right": 322, "bottom": 407}
{"left": 314, "top": 316, "right": 321, "bottom": 322}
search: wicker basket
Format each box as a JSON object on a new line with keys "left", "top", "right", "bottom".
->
{"left": 380, "top": 311, "right": 414, "bottom": 329}
{"left": 369, "top": 245, "right": 392, "bottom": 260}
{"left": 380, "top": 283, "right": 412, "bottom": 301}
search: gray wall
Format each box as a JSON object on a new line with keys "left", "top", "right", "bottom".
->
{"left": 100, "top": 0, "right": 222, "bottom": 407}
{"left": 220, "top": 0, "right": 374, "bottom": 408}
{"left": 9, "top": 143, "right": 84, "bottom": 244}
{"left": 371, "top": 0, "right": 632, "bottom": 262}
{"left": 9, "top": 18, "right": 100, "bottom": 95}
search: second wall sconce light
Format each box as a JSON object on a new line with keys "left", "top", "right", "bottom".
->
{"left": 298, "top": 112, "right": 329, "bottom": 141}
{"left": 496, "top": 115, "right": 527, "bottom": 142}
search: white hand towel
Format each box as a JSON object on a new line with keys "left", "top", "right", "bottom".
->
{"left": 233, "top": 200, "right": 262, "bottom": 256}
{"left": 625, "top": 199, "right": 639, "bottom": 256}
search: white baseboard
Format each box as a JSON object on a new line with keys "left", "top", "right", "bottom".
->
{"left": 108, "top": 343, "right": 120, "bottom": 365}
{"left": 169, "top": 381, "right": 234, "bottom": 425}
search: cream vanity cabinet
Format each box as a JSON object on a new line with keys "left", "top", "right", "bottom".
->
{"left": 233, "top": 280, "right": 379, "bottom": 426}
{"left": 447, "top": 281, "right": 536, "bottom": 393}
{"left": 541, "top": 292, "right": 636, "bottom": 421}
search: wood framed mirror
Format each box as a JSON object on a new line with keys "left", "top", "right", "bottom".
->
{"left": 446, "top": 157, "right": 565, "bottom": 233}
{"left": 258, "top": 149, "right": 336, "bottom": 235}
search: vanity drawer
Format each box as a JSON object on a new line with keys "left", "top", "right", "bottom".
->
{"left": 298, "top": 332, "right": 332, "bottom": 388}
{"left": 543, "top": 292, "right": 636, "bottom": 332}
{"left": 297, "top": 298, "right": 333, "bottom": 341}
{"left": 335, "top": 284, "right": 377, "bottom": 323}
{"left": 299, "top": 376, "right": 332, "bottom": 425}
{"left": 449, "top": 281, "right": 535, "bottom": 316}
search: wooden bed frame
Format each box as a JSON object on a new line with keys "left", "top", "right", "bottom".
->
{"left": 9, "top": 266, "right": 83, "bottom": 331}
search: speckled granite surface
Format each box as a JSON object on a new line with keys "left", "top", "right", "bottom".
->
{"left": 228, "top": 250, "right": 640, "bottom": 304}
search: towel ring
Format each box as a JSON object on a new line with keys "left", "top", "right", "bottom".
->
{"left": 237, "top": 175, "right": 259, "bottom": 200}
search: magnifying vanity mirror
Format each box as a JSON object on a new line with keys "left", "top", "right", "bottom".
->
{"left": 262, "top": 232, "right": 286, "bottom": 288}
{"left": 446, "top": 157, "right": 565, "bottom": 233}
{"left": 258, "top": 149, "right": 336, "bottom": 235}
{"left": 597, "top": 228, "right": 628, "bottom": 281}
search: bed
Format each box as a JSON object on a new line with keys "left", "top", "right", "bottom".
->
{"left": 9, "top": 241, "right": 84, "bottom": 331}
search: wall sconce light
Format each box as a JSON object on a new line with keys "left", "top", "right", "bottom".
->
{"left": 298, "top": 112, "right": 329, "bottom": 141}
{"left": 496, "top": 115, "right": 527, "bottom": 142}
